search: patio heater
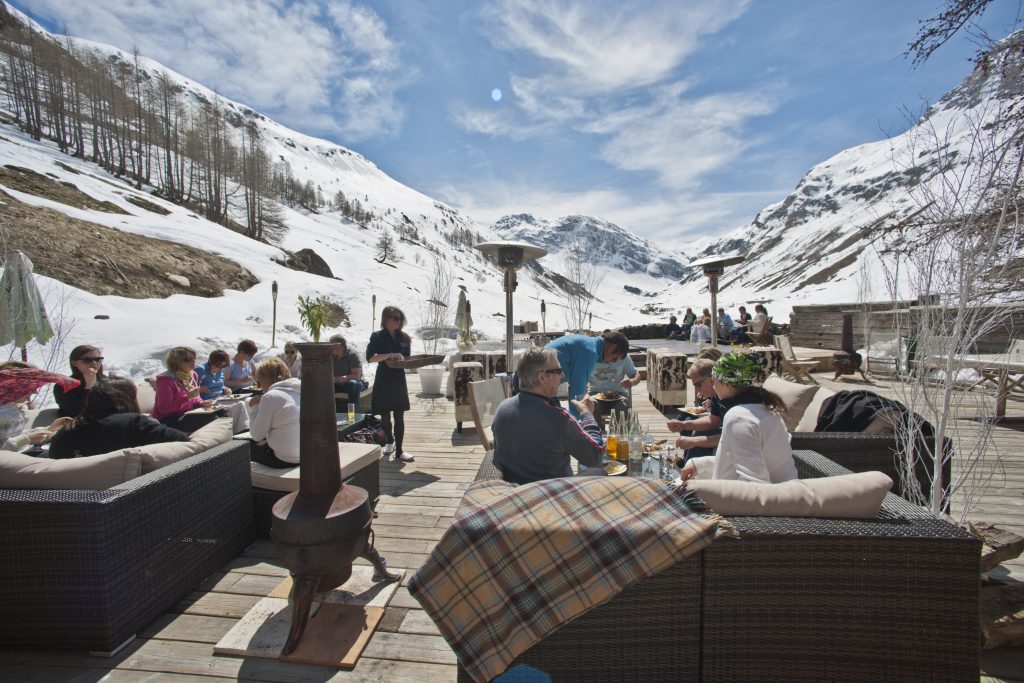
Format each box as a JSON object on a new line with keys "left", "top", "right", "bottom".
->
{"left": 474, "top": 240, "right": 547, "bottom": 375}
{"left": 690, "top": 254, "right": 745, "bottom": 346}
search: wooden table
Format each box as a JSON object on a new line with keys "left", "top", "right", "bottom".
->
{"left": 923, "top": 354, "right": 1024, "bottom": 419}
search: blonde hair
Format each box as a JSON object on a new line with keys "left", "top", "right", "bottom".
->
{"left": 255, "top": 357, "right": 291, "bottom": 388}
{"left": 164, "top": 346, "right": 197, "bottom": 372}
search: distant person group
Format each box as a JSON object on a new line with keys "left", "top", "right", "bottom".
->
{"left": 665, "top": 303, "right": 769, "bottom": 344}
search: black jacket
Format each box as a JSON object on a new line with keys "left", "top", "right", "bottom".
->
{"left": 49, "top": 412, "right": 189, "bottom": 459}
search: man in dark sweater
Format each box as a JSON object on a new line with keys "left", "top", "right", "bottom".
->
{"left": 492, "top": 347, "right": 605, "bottom": 484}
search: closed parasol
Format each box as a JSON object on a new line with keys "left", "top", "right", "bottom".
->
{"left": 455, "top": 289, "right": 473, "bottom": 342}
{"left": 0, "top": 252, "right": 54, "bottom": 361}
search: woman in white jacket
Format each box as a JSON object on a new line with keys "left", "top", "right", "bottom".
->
{"left": 680, "top": 352, "right": 797, "bottom": 484}
{"left": 247, "top": 358, "right": 301, "bottom": 467}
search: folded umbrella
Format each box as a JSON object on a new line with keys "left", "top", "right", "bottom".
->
{"left": 0, "top": 367, "right": 79, "bottom": 406}
{"left": 0, "top": 252, "right": 54, "bottom": 359}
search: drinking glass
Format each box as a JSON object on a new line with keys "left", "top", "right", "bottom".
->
{"left": 348, "top": 403, "right": 356, "bottom": 422}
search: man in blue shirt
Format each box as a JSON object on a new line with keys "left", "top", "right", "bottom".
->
{"left": 545, "top": 331, "right": 630, "bottom": 416}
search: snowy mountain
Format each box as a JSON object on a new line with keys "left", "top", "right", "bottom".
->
{"left": 658, "top": 31, "right": 1024, "bottom": 310}
{"left": 492, "top": 213, "right": 688, "bottom": 279}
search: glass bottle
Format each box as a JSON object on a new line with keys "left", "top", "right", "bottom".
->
{"left": 606, "top": 412, "right": 619, "bottom": 461}
{"left": 627, "top": 411, "right": 643, "bottom": 476}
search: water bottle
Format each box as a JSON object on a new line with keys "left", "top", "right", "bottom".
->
{"left": 627, "top": 411, "right": 642, "bottom": 476}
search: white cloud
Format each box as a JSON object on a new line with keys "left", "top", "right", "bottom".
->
{"left": 15, "top": 0, "right": 406, "bottom": 141}
{"left": 481, "top": 0, "right": 749, "bottom": 97}
{"left": 586, "top": 84, "right": 781, "bottom": 189}
{"left": 462, "top": 0, "right": 772, "bottom": 204}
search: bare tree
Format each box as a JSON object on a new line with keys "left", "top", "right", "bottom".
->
{"left": 418, "top": 255, "right": 454, "bottom": 355}
{"left": 877, "top": 31, "right": 1024, "bottom": 520}
{"left": 561, "top": 232, "right": 599, "bottom": 332}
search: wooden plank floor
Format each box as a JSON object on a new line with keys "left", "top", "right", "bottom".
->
{"left": 1, "top": 359, "right": 1022, "bottom": 681}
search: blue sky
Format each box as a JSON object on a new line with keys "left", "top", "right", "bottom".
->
{"left": 12, "top": 0, "right": 1023, "bottom": 242}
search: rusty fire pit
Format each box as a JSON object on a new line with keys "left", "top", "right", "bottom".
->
{"left": 271, "top": 342, "right": 400, "bottom": 655}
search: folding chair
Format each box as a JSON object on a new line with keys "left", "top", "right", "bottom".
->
{"left": 774, "top": 334, "right": 819, "bottom": 384}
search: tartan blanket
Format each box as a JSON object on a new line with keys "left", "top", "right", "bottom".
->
{"left": 408, "top": 475, "right": 723, "bottom": 683}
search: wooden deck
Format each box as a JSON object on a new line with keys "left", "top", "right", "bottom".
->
{"left": 1, "top": 356, "right": 1022, "bottom": 681}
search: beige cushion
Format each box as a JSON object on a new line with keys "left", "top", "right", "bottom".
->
{"left": 689, "top": 471, "right": 893, "bottom": 518}
{"left": 251, "top": 442, "right": 380, "bottom": 492}
{"left": 136, "top": 380, "right": 156, "bottom": 415}
{"left": 763, "top": 376, "right": 820, "bottom": 432}
{"left": 864, "top": 409, "right": 902, "bottom": 434}
{"left": 134, "top": 417, "right": 232, "bottom": 474}
{"left": 0, "top": 449, "right": 143, "bottom": 490}
{"left": 795, "top": 386, "right": 837, "bottom": 432}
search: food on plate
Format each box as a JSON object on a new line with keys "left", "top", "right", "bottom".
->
{"left": 595, "top": 392, "right": 622, "bottom": 401}
{"left": 682, "top": 406, "right": 706, "bottom": 415}
{"left": 603, "top": 461, "right": 627, "bottom": 476}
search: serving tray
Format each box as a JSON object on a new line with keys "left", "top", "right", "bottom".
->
{"left": 384, "top": 354, "right": 445, "bottom": 369}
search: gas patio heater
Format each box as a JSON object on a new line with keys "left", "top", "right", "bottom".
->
{"left": 474, "top": 240, "right": 547, "bottom": 376}
{"left": 690, "top": 254, "right": 745, "bottom": 346}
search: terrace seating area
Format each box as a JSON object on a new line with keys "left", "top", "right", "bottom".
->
{"left": 1, "top": 356, "right": 1022, "bottom": 681}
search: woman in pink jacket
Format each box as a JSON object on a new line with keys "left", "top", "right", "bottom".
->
{"left": 153, "top": 346, "right": 221, "bottom": 433}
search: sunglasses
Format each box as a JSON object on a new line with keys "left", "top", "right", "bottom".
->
{"left": 79, "top": 356, "right": 104, "bottom": 363}
{"left": 543, "top": 367, "right": 565, "bottom": 376}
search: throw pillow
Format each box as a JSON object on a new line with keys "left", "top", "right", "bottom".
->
{"left": 763, "top": 375, "right": 819, "bottom": 432}
{"left": 137, "top": 416, "right": 232, "bottom": 473}
{"left": 796, "top": 386, "right": 837, "bottom": 432}
{"left": 0, "top": 449, "right": 143, "bottom": 490}
{"left": 689, "top": 471, "right": 893, "bottom": 518}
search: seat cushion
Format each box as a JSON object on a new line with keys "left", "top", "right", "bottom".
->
{"left": 794, "top": 385, "right": 837, "bottom": 432}
{"left": 689, "top": 471, "right": 893, "bottom": 518}
{"left": 250, "top": 442, "right": 381, "bottom": 492}
{"left": 134, "top": 417, "right": 232, "bottom": 473}
{"left": 0, "top": 448, "right": 143, "bottom": 490}
{"left": 763, "top": 376, "right": 820, "bottom": 432}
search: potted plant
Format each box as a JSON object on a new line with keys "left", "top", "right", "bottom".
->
{"left": 297, "top": 294, "right": 330, "bottom": 342}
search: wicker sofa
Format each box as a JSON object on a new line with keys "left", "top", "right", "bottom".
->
{"left": 0, "top": 440, "right": 255, "bottom": 654}
{"left": 460, "top": 450, "right": 980, "bottom": 682}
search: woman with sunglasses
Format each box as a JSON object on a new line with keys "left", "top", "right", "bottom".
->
{"left": 152, "top": 346, "right": 221, "bottom": 433}
{"left": 366, "top": 306, "right": 414, "bottom": 462}
{"left": 195, "top": 349, "right": 233, "bottom": 399}
{"left": 54, "top": 345, "right": 107, "bottom": 417}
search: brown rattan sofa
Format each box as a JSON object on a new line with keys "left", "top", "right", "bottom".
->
{"left": 460, "top": 449, "right": 980, "bottom": 682}
{"left": 0, "top": 440, "right": 255, "bottom": 654}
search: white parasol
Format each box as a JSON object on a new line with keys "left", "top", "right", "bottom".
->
{"left": 0, "top": 252, "right": 53, "bottom": 360}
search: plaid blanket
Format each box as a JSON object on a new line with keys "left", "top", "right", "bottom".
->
{"left": 408, "top": 475, "right": 723, "bottom": 683}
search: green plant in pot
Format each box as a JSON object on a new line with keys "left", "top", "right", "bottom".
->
{"left": 297, "top": 295, "right": 331, "bottom": 342}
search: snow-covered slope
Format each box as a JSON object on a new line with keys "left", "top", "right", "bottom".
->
{"left": 654, "top": 31, "right": 1024, "bottom": 314}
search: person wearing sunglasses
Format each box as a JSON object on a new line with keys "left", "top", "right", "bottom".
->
{"left": 491, "top": 347, "right": 605, "bottom": 484}
{"left": 366, "top": 306, "right": 414, "bottom": 462}
{"left": 195, "top": 349, "right": 233, "bottom": 399}
{"left": 55, "top": 345, "right": 107, "bottom": 418}
{"left": 665, "top": 358, "right": 723, "bottom": 464}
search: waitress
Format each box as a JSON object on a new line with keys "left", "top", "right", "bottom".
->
{"left": 366, "top": 305, "right": 414, "bottom": 462}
